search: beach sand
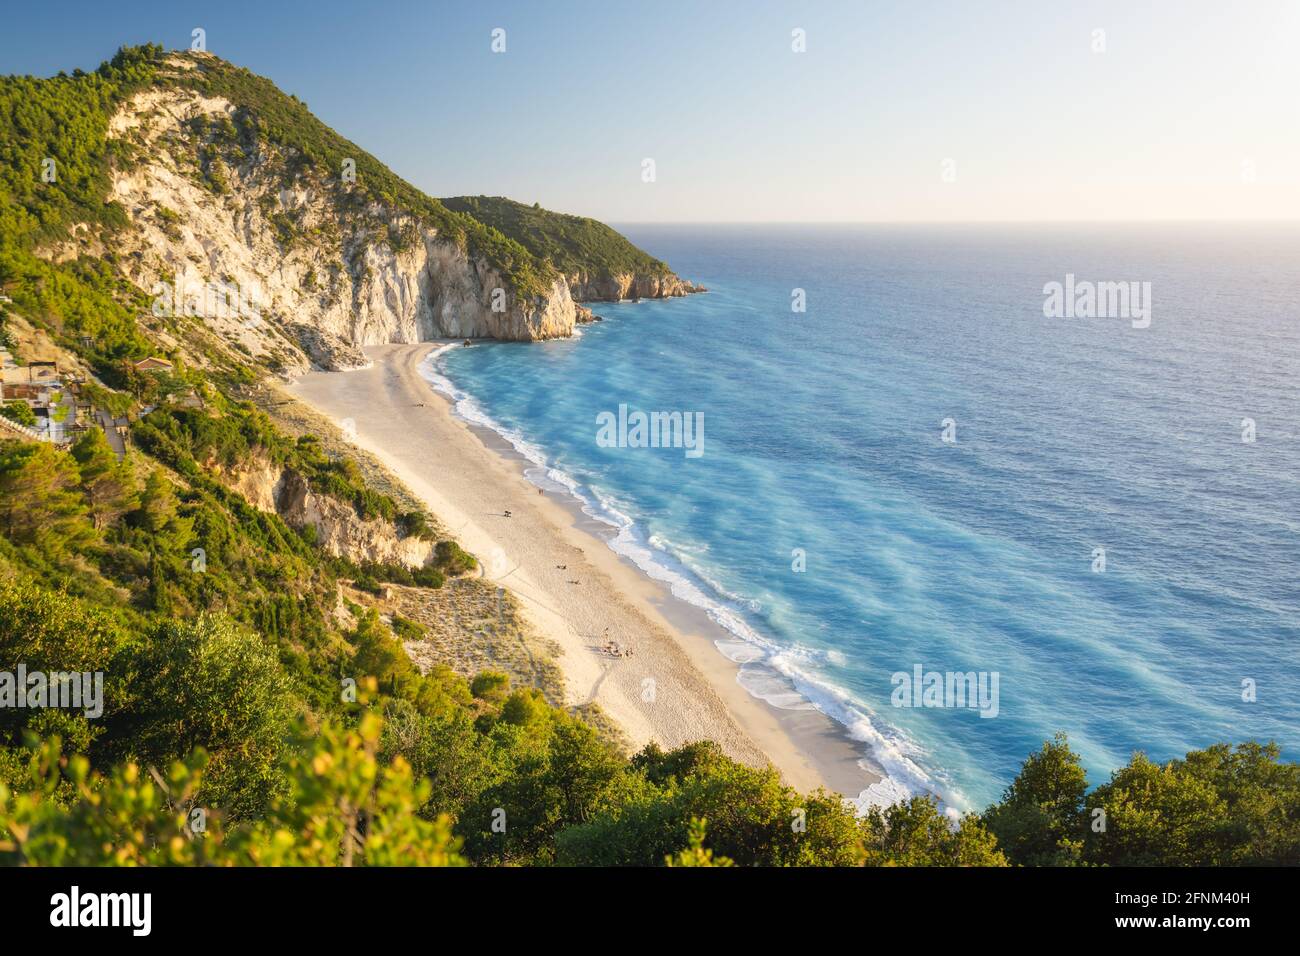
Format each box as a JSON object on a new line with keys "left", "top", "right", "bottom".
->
{"left": 289, "top": 343, "right": 880, "bottom": 799}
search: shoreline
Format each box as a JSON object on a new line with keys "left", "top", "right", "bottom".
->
{"left": 289, "top": 342, "right": 882, "bottom": 801}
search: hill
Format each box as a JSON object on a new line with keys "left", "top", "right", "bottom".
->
{"left": 0, "top": 46, "right": 695, "bottom": 380}
{"left": 442, "top": 196, "right": 701, "bottom": 301}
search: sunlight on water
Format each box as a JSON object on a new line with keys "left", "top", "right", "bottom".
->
{"left": 435, "top": 223, "right": 1300, "bottom": 809}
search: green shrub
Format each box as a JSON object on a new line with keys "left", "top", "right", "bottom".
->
{"left": 411, "top": 566, "right": 444, "bottom": 589}
{"left": 469, "top": 671, "right": 510, "bottom": 702}
{"left": 435, "top": 540, "right": 476, "bottom": 576}
{"left": 1, "top": 401, "right": 35, "bottom": 427}
{"left": 390, "top": 614, "right": 424, "bottom": 641}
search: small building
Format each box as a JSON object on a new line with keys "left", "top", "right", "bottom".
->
{"left": 2, "top": 362, "right": 60, "bottom": 387}
{"left": 133, "top": 357, "right": 175, "bottom": 373}
{"left": 2, "top": 383, "right": 45, "bottom": 401}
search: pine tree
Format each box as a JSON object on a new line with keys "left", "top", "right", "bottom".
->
{"left": 134, "top": 468, "right": 193, "bottom": 549}
{"left": 0, "top": 442, "right": 94, "bottom": 552}
{"left": 132, "top": 468, "right": 193, "bottom": 612}
{"left": 71, "top": 428, "right": 138, "bottom": 529}
{"left": 136, "top": 468, "right": 179, "bottom": 534}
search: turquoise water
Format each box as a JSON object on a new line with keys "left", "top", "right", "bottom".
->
{"left": 429, "top": 224, "right": 1300, "bottom": 810}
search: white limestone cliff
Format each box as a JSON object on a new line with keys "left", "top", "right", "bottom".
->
{"left": 99, "top": 82, "right": 575, "bottom": 374}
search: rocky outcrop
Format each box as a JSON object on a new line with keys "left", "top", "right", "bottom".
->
{"left": 101, "top": 84, "right": 577, "bottom": 373}
{"left": 565, "top": 271, "right": 705, "bottom": 302}
{"left": 273, "top": 470, "right": 431, "bottom": 567}
{"left": 221, "top": 455, "right": 432, "bottom": 568}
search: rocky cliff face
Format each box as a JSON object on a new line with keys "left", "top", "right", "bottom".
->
{"left": 565, "top": 271, "right": 704, "bottom": 302}
{"left": 222, "top": 454, "right": 432, "bottom": 568}
{"left": 101, "top": 81, "right": 575, "bottom": 373}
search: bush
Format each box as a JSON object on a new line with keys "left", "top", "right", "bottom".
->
{"left": 0, "top": 712, "right": 466, "bottom": 866}
{"left": 983, "top": 735, "right": 1300, "bottom": 867}
{"left": 397, "top": 510, "right": 435, "bottom": 541}
{"left": 390, "top": 614, "right": 424, "bottom": 641}
{"left": 1, "top": 401, "right": 36, "bottom": 427}
{"left": 555, "top": 741, "right": 867, "bottom": 867}
{"left": 435, "top": 540, "right": 476, "bottom": 576}
{"left": 470, "top": 671, "right": 510, "bottom": 703}
{"left": 122, "top": 615, "right": 297, "bottom": 820}
{"left": 411, "top": 566, "right": 444, "bottom": 589}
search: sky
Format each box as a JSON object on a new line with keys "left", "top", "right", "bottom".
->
{"left": 2, "top": 0, "right": 1298, "bottom": 223}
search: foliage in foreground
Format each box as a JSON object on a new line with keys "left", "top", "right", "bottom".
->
{"left": 1, "top": 451, "right": 1297, "bottom": 868}
{"left": 982, "top": 733, "right": 1300, "bottom": 866}
{"left": 0, "top": 711, "right": 463, "bottom": 866}
{"left": 1, "top": 403, "right": 1296, "bottom": 867}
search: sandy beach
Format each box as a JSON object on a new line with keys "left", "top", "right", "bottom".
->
{"left": 289, "top": 343, "right": 881, "bottom": 799}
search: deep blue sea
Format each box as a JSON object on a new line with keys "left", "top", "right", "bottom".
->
{"left": 429, "top": 224, "right": 1300, "bottom": 810}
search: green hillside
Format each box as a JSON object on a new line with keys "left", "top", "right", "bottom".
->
{"left": 0, "top": 45, "right": 160, "bottom": 382}
{"left": 443, "top": 195, "right": 673, "bottom": 283}
{"left": 0, "top": 44, "right": 665, "bottom": 331}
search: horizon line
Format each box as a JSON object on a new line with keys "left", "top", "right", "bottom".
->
{"left": 603, "top": 217, "right": 1300, "bottom": 226}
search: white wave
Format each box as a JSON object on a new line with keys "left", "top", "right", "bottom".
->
{"left": 736, "top": 666, "right": 818, "bottom": 711}
{"left": 421, "top": 349, "right": 559, "bottom": 483}
{"left": 763, "top": 649, "right": 969, "bottom": 813}
{"left": 418, "top": 346, "right": 959, "bottom": 815}
{"left": 715, "top": 639, "right": 766, "bottom": 664}
{"left": 661, "top": 542, "right": 765, "bottom": 614}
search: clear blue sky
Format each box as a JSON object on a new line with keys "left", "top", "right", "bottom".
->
{"left": 2, "top": 0, "right": 1297, "bottom": 222}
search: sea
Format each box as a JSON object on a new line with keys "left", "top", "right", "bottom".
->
{"left": 424, "top": 223, "right": 1300, "bottom": 811}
